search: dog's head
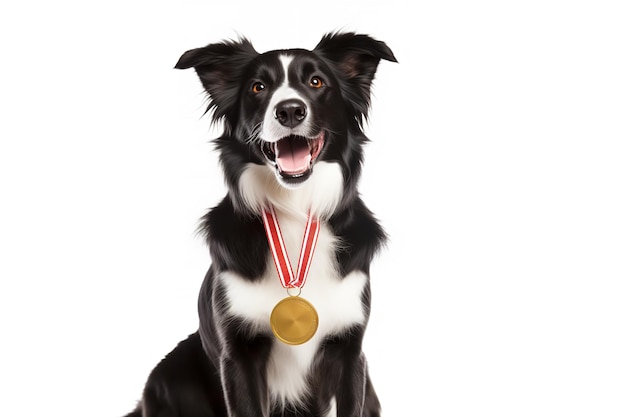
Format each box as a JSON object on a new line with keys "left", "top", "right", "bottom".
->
{"left": 176, "top": 32, "right": 396, "bottom": 216}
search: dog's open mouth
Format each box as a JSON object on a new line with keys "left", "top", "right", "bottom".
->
{"left": 261, "top": 133, "right": 325, "bottom": 182}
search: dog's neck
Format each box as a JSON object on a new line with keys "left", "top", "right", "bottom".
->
{"left": 236, "top": 161, "right": 345, "bottom": 220}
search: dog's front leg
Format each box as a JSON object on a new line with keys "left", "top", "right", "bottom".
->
{"left": 219, "top": 334, "right": 273, "bottom": 417}
{"left": 336, "top": 352, "right": 371, "bottom": 417}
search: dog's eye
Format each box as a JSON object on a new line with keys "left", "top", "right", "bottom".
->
{"left": 309, "top": 77, "right": 324, "bottom": 89}
{"left": 251, "top": 82, "right": 266, "bottom": 94}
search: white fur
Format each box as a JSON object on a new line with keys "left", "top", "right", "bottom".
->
{"left": 326, "top": 396, "right": 337, "bottom": 417}
{"left": 261, "top": 55, "right": 315, "bottom": 141}
{"left": 220, "top": 210, "right": 368, "bottom": 407}
{"left": 238, "top": 161, "right": 343, "bottom": 220}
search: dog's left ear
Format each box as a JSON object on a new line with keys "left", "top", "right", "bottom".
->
{"left": 314, "top": 32, "right": 397, "bottom": 117}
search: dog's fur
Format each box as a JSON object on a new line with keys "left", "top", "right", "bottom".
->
{"left": 124, "top": 32, "right": 396, "bottom": 417}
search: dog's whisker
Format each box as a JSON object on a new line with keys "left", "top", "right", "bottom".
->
{"left": 244, "top": 122, "right": 264, "bottom": 144}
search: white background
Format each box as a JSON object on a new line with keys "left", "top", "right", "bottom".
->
{"left": 1, "top": 1, "right": 625, "bottom": 416}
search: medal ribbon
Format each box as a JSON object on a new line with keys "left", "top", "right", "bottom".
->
{"left": 262, "top": 207, "right": 320, "bottom": 289}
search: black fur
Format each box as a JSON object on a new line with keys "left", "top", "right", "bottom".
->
{"left": 124, "top": 32, "right": 396, "bottom": 417}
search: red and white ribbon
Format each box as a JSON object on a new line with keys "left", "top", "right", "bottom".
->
{"left": 262, "top": 207, "right": 320, "bottom": 289}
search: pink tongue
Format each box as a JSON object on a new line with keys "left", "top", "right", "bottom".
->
{"left": 276, "top": 138, "right": 311, "bottom": 174}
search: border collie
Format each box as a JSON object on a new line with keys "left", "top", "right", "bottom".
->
{"left": 124, "top": 32, "right": 397, "bottom": 417}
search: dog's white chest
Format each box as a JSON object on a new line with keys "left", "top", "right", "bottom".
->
{"left": 220, "top": 214, "right": 367, "bottom": 405}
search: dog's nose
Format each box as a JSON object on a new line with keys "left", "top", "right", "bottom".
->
{"left": 274, "top": 99, "right": 307, "bottom": 128}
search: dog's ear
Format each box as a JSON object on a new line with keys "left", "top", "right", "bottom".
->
{"left": 314, "top": 32, "right": 397, "bottom": 119}
{"left": 175, "top": 38, "right": 258, "bottom": 123}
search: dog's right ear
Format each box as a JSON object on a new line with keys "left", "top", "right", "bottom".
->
{"left": 175, "top": 39, "right": 258, "bottom": 122}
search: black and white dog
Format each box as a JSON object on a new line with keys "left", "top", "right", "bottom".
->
{"left": 124, "top": 32, "right": 396, "bottom": 417}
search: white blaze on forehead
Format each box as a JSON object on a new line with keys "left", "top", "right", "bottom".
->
{"left": 279, "top": 54, "right": 293, "bottom": 84}
{"left": 261, "top": 54, "right": 312, "bottom": 141}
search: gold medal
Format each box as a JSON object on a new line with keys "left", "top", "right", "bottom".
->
{"left": 270, "top": 296, "right": 318, "bottom": 345}
{"left": 263, "top": 208, "right": 321, "bottom": 345}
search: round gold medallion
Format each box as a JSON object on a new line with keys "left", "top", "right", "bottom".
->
{"left": 270, "top": 296, "right": 319, "bottom": 345}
